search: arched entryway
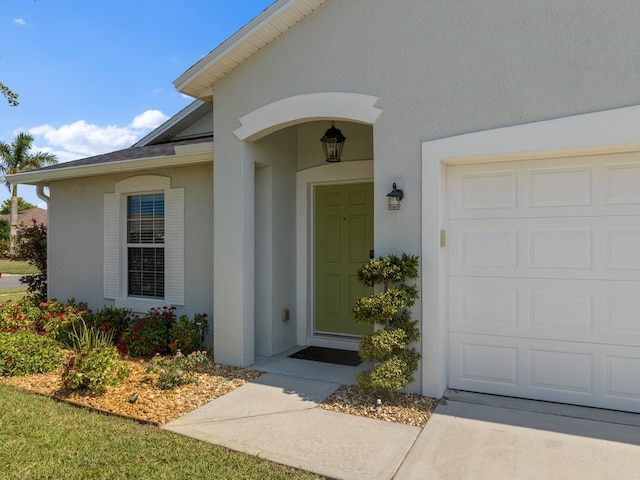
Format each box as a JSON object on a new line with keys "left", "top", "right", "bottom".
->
{"left": 233, "top": 93, "right": 383, "bottom": 356}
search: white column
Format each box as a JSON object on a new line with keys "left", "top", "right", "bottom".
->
{"left": 213, "top": 139, "right": 255, "bottom": 367}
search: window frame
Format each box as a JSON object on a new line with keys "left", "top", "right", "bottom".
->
{"left": 104, "top": 175, "right": 184, "bottom": 312}
{"left": 126, "top": 192, "right": 165, "bottom": 299}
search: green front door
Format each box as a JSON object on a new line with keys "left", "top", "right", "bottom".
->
{"left": 314, "top": 183, "right": 374, "bottom": 336}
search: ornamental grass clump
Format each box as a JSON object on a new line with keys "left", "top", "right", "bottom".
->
{"left": 352, "top": 253, "right": 421, "bottom": 399}
{"left": 145, "top": 350, "right": 208, "bottom": 389}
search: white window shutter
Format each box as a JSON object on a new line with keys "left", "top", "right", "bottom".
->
{"left": 165, "top": 187, "right": 184, "bottom": 305}
{"left": 103, "top": 193, "right": 120, "bottom": 299}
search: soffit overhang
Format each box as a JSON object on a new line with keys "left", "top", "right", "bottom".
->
{"left": 174, "top": 0, "right": 327, "bottom": 101}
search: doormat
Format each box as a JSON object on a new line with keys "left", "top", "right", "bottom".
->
{"left": 288, "top": 346, "right": 362, "bottom": 366}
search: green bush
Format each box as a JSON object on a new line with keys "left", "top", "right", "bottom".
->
{"left": 62, "top": 321, "right": 128, "bottom": 393}
{"left": 38, "top": 299, "right": 88, "bottom": 346}
{"left": 62, "top": 345, "right": 128, "bottom": 393}
{"left": 353, "top": 253, "right": 421, "bottom": 399}
{"left": 85, "top": 305, "right": 132, "bottom": 339}
{"left": 118, "top": 306, "right": 176, "bottom": 357}
{"left": 145, "top": 350, "right": 208, "bottom": 389}
{"left": 0, "top": 299, "right": 41, "bottom": 331}
{"left": 0, "top": 330, "right": 64, "bottom": 376}
{"left": 14, "top": 221, "right": 48, "bottom": 303}
{"left": 168, "top": 313, "right": 209, "bottom": 353}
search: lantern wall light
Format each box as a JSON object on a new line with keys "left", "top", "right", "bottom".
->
{"left": 387, "top": 183, "right": 404, "bottom": 210}
{"left": 320, "top": 122, "right": 346, "bottom": 162}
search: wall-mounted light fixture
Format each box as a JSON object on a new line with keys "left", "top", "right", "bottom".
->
{"left": 320, "top": 122, "right": 346, "bottom": 162}
{"left": 386, "top": 183, "right": 404, "bottom": 210}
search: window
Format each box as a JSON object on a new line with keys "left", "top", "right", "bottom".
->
{"left": 127, "top": 193, "right": 165, "bottom": 298}
{"left": 104, "top": 176, "right": 184, "bottom": 310}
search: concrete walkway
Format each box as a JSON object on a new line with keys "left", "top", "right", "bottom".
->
{"left": 164, "top": 354, "right": 640, "bottom": 479}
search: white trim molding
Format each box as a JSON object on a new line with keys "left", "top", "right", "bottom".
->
{"left": 234, "top": 93, "right": 383, "bottom": 142}
{"left": 104, "top": 175, "right": 185, "bottom": 312}
{"left": 421, "top": 104, "right": 640, "bottom": 399}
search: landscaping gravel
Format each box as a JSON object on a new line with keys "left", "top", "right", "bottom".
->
{"left": 0, "top": 356, "right": 438, "bottom": 427}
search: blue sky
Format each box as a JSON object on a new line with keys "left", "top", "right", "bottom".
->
{"left": 0, "top": 0, "right": 274, "bottom": 208}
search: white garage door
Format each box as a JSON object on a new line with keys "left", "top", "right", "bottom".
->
{"left": 447, "top": 153, "right": 640, "bottom": 412}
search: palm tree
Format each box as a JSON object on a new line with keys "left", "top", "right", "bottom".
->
{"left": 0, "top": 132, "right": 57, "bottom": 252}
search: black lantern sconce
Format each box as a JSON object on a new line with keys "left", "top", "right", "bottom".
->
{"left": 387, "top": 183, "right": 404, "bottom": 210}
{"left": 320, "top": 122, "right": 346, "bottom": 162}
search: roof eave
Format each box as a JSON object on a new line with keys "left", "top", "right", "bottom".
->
{"left": 7, "top": 143, "right": 214, "bottom": 186}
{"left": 174, "top": 0, "right": 327, "bottom": 100}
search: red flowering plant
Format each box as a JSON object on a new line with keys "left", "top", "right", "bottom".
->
{"left": 118, "top": 306, "right": 176, "bottom": 358}
{"left": 0, "top": 299, "right": 42, "bottom": 332}
{"left": 37, "top": 299, "right": 88, "bottom": 345}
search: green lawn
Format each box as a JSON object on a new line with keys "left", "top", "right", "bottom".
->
{"left": 0, "top": 384, "right": 322, "bottom": 480}
{"left": 0, "top": 259, "right": 37, "bottom": 275}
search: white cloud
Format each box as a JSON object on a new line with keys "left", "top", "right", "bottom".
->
{"left": 130, "top": 110, "right": 168, "bottom": 129}
{"left": 30, "top": 121, "right": 138, "bottom": 157}
{"left": 28, "top": 109, "right": 169, "bottom": 161}
{"left": 13, "top": 18, "right": 26, "bottom": 26}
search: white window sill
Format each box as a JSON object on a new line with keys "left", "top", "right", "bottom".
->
{"left": 115, "top": 297, "right": 172, "bottom": 314}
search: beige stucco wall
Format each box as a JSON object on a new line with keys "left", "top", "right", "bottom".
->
{"left": 206, "top": 0, "right": 640, "bottom": 385}
{"left": 47, "top": 163, "right": 214, "bottom": 344}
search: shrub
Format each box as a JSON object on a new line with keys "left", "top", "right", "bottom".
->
{"left": 352, "top": 253, "right": 421, "bottom": 399}
{"left": 62, "top": 321, "right": 128, "bottom": 393}
{"left": 38, "top": 300, "right": 88, "bottom": 346}
{"left": 85, "top": 306, "right": 132, "bottom": 340}
{"left": 145, "top": 350, "right": 208, "bottom": 389}
{"left": 14, "top": 220, "right": 48, "bottom": 303}
{"left": 168, "top": 313, "right": 209, "bottom": 353}
{"left": 0, "top": 299, "right": 41, "bottom": 332}
{"left": 62, "top": 345, "right": 128, "bottom": 393}
{"left": 0, "top": 330, "right": 63, "bottom": 376}
{"left": 118, "top": 306, "right": 177, "bottom": 357}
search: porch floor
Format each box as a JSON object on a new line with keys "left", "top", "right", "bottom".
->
{"left": 251, "top": 345, "right": 370, "bottom": 385}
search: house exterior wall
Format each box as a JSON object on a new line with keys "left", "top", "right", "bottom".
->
{"left": 47, "top": 163, "right": 214, "bottom": 343}
{"left": 206, "top": 0, "right": 640, "bottom": 385}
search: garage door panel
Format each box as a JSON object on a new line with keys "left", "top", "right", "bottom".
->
{"left": 448, "top": 155, "right": 640, "bottom": 220}
{"left": 604, "top": 161, "right": 640, "bottom": 205}
{"left": 450, "top": 277, "right": 640, "bottom": 347}
{"left": 449, "top": 217, "right": 640, "bottom": 281}
{"left": 449, "top": 333, "right": 640, "bottom": 411}
{"left": 528, "top": 165, "right": 592, "bottom": 208}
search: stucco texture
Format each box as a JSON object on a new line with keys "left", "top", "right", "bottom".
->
{"left": 47, "top": 164, "right": 213, "bottom": 330}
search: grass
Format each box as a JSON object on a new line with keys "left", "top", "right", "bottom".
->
{"left": 0, "top": 259, "right": 37, "bottom": 275}
{"left": 0, "top": 259, "right": 31, "bottom": 303}
{"left": 0, "top": 384, "right": 322, "bottom": 480}
{"left": 0, "top": 287, "right": 28, "bottom": 303}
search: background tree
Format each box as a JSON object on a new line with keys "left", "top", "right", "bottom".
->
{"left": 0, "top": 132, "right": 56, "bottom": 252}
{"left": 15, "top": 220, "right": 47, "bottom": 303}
{"left": 0, "top": 218, "right": 9, "bottom": 241}
{"left": 0, "top": 197, "right": 36, "bottom": 214}
{"left": 0, "top": 81, "right": 19, "bottom": 106}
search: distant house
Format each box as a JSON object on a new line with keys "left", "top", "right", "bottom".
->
{"left": 8, "top": 0, "right": 640, "bottom": 414}
{"left": 1, "top": 207, "right": 48, "bottom": 227}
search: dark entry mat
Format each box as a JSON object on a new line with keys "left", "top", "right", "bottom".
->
{"left": 288, "top": 346, "right": 362, "bottom": 366}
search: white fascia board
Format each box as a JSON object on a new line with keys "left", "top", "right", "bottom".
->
{"left": 133, "top": 100, "right": 207, "bottom": 147}
{"left": 174, "top": 0, "right": 326, "bottom": 98}
{"left": 7, "top": 144, "right": 214, "bottom": 186}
